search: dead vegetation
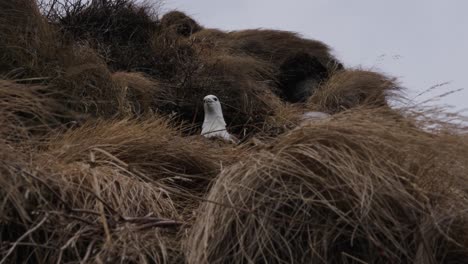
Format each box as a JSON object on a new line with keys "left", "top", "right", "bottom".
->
{"left": 0, "top": 0, "right": 61, "bottom": 77}
{"left": 46, "top": 0, "right": 160, "bottom": 71}
{"left": 161, "top": 11, "right": 203, "bottom": 37}
{"left": 187, "top": 108, "right": 468, "bottom": 264}
{"left": 308, "top": 69, "right": 401, "bottom": 114}
{"left": 1, "top": 118, "right": 236, "bottom": 263}
{"left": 1, "top": 0, "right": 467, "bottom": 263}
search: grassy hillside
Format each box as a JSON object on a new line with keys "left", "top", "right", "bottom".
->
{"left": 1, "top": 0, "right": 467, "bottom": 263}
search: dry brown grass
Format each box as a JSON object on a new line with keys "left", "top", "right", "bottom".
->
{"left": 0, "top": 80, "right": 65, "bottom": 141}
{"left": 149, "top": 28, "right": 198, "bottom": 79}
{"left": 112, "top": 71, "right": 163, "bottom": 115}
{"left": 0, "top": 0, "right": 61, "bottom": 77}
{"left": 1, "top": 146, "right": 182, "bottom": 263}
{"left": 187, "top": 108, "right": 468, "bottom": 264}
{"left": 48, "top": 0, "right": 160, "bottom": 72}
{"left": 255, "top": 101, "right": 306, "bottom": 139}
{"left": 1, "top": 118, "right": 239, "bottom": 263}
{"left": 1, "top": 1, "right": 468, "bottom": 263}
{"left": 225, "top": 29, "right": 333, "bottom": 65}
{"left": 161, "top": 11, "right": 203, "bottom": 37}
{"left": 210, "top": 29, "right": 343, "bottom": 103}
{"left": 2, "top": 159, "right": 180, "bottom": 263}
{"left": 191, "top": 29, "right": 229, "bottom": 46}
{"left": 309, "top": 69, "right": 401, "bottom": 114}
{"left": 42, "top": 118, "right": 233, "bottom": 193}
{"left": 48, "top": 46, "right": 125, "bottom": 118}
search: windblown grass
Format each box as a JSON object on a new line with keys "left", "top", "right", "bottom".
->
{"left": 0, "top": 0, "right": 60, "bottom": 77}
{"left": 1, "top": 1, "right": 467, "bottom": 263}
{"left": 0, "top": 80, "right": 64, "bottom": 141}
{"left": 309, "top": 69, "right": 401, "bottom": 113}
{"left": 161, "top": 11, "right": 202, "bottom": 37}
{"left": 112, "top": 72, "right": 163, "bottom": 115}
{"left": 48, "top": 0, "right": 160, "bottom": 71}
{"left": 1, "top": 117, "right": 238, "bottom": 263}
{"left": 1, "top": 144, "right": 182, "bottom": 263}
{"left": 187, "top": 108, "right": 468, "bottom": 264}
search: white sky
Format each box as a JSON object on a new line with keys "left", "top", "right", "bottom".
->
{"left": 162, "top": 0, "right": 467, "bottom": 111}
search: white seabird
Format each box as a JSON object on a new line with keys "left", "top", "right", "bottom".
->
{"left": 300, "top": 111, "right": 331, "bottom": 122}
{"left": 291, "top": 111, "right": 331, "bottom": 131}
{"left": 201, "top": 95, "right": 238, "bottom": 143}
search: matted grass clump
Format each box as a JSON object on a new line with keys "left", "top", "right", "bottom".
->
{"left": 192, "top": 29, "right": 343, "bottom": 103}
{"left": 1, "top": 147, "right": 181, "bottom": 263}
{"left": 0, "top": 0, "right": 61, "bottom": 77}
{"left": 112, "top": 71, "right": 163, "bottom": 115}
{"left": 48, "top": 46, "right": 125, "bottom": 118}
{"left": 0, "top": 80, "right": 65, "bottom": 141}
{"left": 161, "top": 11, "right": 203, "bottom": 37}
{"left": 48, "top": 0, "right": 160, "bottom": 71}
{"left": 187, "top": 108, "right": 468, "bottom": 264}
{"left": 0, "top": 117, "right": 238, "bottom": 263}
{"left": 42, "top": 118, "right": 232, "bottom": 192}
{"left": 224, "top": 29, "right": 335, "bottom": 66}
{"left": 1, "top": 1, "right": 468, "bottom": 264}
{"left": 309, "top": 69, "right": 401, "bottom": 113}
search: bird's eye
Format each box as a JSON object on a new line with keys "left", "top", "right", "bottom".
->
{"left": 213, "top": 98, "right": 218, "bottom": 101}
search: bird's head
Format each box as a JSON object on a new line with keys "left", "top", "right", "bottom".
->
{"left": 203, "top": 94, "right": 223, "bottom": 116}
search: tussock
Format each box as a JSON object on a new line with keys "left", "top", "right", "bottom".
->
{"left": 226, "top": 30, "right": 333, "bottom": 65}
{"left": 1, "top": 145, "right": 182, "bottom": 263}
{"left": 0, "top": 0, "right": 60, "bottom": 77}
{"left": 0, "top": 80, "right": 63, "bottom": 141}
{"left": 1, "top": 1, "right": 468, "bottom": 263}
{"left": 278, "top": 52, "right": 330, "bottom": 102}
{"left": 42, "top": 118, "right": 231, "bottom": 192}
{"left": 222, "top": 29, "right": 343, "bottom": 102}
{"left": 149, "top": 30, "right": 197, "bottom": 79}
{"left": 190, "top": 29, "right": 232, "bottom": 57}
{"left": 50, "top": 46, "right": 123, "bottom": 118}
{"left": 191, "top": 29, "right": 229, "bottom": 44}
{"left": 257, "top": 101, "right": 305, "bottom": 138}
{"left": 112, "top": 72, "right": 162, "bottom": 115}
{"left": 187, "top": 108, "right": 468, "bottom": 264}
{"left": 1, "top": 118, "right": 237, "bottom": 263}
{"left": 161, "top": 11, "right": 203, "bottom": 37}
{"left": 309, "top": 69, "right": 401, "bottom": 113}
{"left": 50, "top": 0, "right": 160, "bottom": 71}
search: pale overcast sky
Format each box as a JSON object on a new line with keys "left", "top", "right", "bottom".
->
{"left": 162, "top": 0, "right": 467, "bottom": 111}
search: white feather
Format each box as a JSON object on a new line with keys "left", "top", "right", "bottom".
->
{"left": 300, "top": 111, "right": 331, "bottom": 122}
{"left": 291, "top": 111, "right": 331, "bottom": 132}
{"left": 201, "top": 95, "right": 238, "bottom": 143}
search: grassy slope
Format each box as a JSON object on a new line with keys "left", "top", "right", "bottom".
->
{"left": 1, "top": 1, "right": 467, "bottom": 263}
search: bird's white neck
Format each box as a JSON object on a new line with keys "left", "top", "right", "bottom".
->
{"left": 202, "top": 103, "right": 227, "bottom": 135}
